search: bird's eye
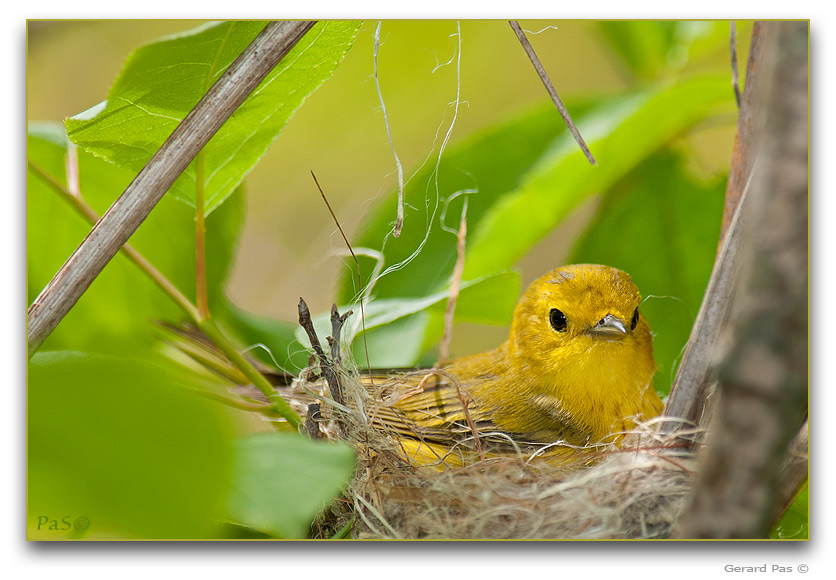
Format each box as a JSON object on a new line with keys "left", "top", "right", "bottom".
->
{"left": 630, "top": 307, "right": 639, "bottom": 331}
{"left": 549, "top": 308, "right": 567, "bottom": 332}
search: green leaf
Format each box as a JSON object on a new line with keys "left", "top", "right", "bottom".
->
{"left": 228, "top": 433, "right": 355, "bottom": 539}
{"left": 568, "top": 150, "right": 726, "bottom": 396}
{"left": 28, "top": 352, "right": 234, "bottom": 539}
{"left": 463, "top": 74, "right": 732, "bottom": 283}
{"left": 65, "top": 20, "right": 361, "bottom": 214}
{"left": 27, "top": 124, "right": 244, "bottom": 355}
{"left": 343, "top": 76, "right": 730, "bottom": 302}
{"left": 445, "top": 268, "right": 520, "bottom": 326}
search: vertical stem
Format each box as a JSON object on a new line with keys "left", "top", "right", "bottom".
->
{"left": 663, "top": 22, "right": 770, "bottom": 430}
{"left": 195, "top": 152, "right": 209, "bottom": 320}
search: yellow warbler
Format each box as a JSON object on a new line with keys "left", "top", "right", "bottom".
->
{"left": 366, "top": 264, "right": 663, "bottom": 467}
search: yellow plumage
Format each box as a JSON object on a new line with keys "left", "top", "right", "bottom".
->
{"left": 159, "top": 263, "right": 663, "bottom": 470}
{"left": 362, "top": 264, "right": 663, "bottom": 468}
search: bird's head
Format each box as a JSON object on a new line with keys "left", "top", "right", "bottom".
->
{"left": 508, "top": 264, "right": 655, "bottom": 381}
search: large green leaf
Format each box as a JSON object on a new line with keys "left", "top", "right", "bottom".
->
{"left": 463, "top": 74, "right": 731, "bottom": 282}
{"left": 65, "top": 20, "right": 361, "bottom": 214}
{"left": 27, "top": 123, "right": 243, "bottom": 355}
{"left": 28, "top": 352, "right": 234, "bottom": 539}
{"left": 343, "top": 75, "right": 730, "bottom": 302}
{"left": 228, "top": 433, "right": 355, "bottom": 539}
{"left": 568, "top": 151, "right": 726, "bottom": 396}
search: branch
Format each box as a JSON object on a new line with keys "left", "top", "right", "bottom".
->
{"left": 30, "top": 153, "right": 304, "bottom": 430}
{"left": 508, "top": 21, "right": 596, "bottom": 166}
{"left": 719, "top": 22, "right": 769, "bottom": 247}
{"left": 298, "top": 298, "right": 345, "bottom": 409}
{"left": 27, "top": 160, "right": 200, "bottom": 324}
{"left": 662, "top": 22, "right": 771, "bottom": 432}
{"left": 673, "top": 21, "right": 808, "bottom": 539}
{"left": 194, "top": 152, "right": 209, "bottom": 320}
{"left": 27, "top": 20, "right": 316, "bottom": 358}
{"left": 328, "top": 303, "right": 352, "bottom": 370}
{"left": 730, "top": 22, "right": 742, "bottom": 108}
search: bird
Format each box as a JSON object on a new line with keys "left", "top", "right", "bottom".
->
{"left": 157, "top": 263, "right": 663, "bottom": 469}
{"left": 361, "top": 264, "right": 663, "bottom": 468}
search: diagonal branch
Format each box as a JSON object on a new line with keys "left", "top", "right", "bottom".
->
{"left": 27, "top": 20, "right": 316, "bottom": 358}
{"left": 27, "top": 160, "right": 200, "bottom": 323}
{"left": 730, "top": 22, "right": 743, "bottom": 108}
{"left": 663, "top": 22, "right": 770, "bottom": 432}
{"left": 673, "top": 21, "right": 808, "bottom": 539}
{"left": 508, "top": 21, "right": 596, "bottom": 166}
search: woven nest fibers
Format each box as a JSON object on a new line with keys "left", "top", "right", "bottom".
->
{"left": 293, "top": 373, "right": 696, "bottom": 540}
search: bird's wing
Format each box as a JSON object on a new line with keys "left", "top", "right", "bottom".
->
{"left": 361, "top": 369, "right": 541, "bottom": 449}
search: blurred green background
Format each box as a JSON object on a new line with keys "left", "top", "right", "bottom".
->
{"left": 27, "top": 20, "right": 746, "bottom": 360}
{"left": 31, "top": 19, "right": 798, "bottom": 541}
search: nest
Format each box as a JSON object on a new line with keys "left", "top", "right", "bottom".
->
{"left": 299, "top": 370, "right": 698, "bottom": 540}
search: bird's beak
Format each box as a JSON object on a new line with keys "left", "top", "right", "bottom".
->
{"left": 587, "top": 314, "right": 628, "bottom": 338}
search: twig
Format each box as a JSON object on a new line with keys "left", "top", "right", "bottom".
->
{"left": 27, "top": 20, "right": 316, "bottom": 358}
{"left": 730, "top": 22, "right": 742, "bottom": 108}
{"left": 437, "top": 197, "right": 467, "bottom": 367}
{"left": 186, "top": 384, "right": 280, "bottom": 416}
{"left": 65, "top": 143, "right": 81, "bottom": 198}
{"left": 661, "top": 160, "right": 751, "bottom": 434}
{"left": 298, "top": 298, "right": 344, "bottom": 407}
{"left": 373, "top": 22, "right": 405, "bottom": 237}
{"left": 199, "top": 316, "right": 302, "bottom": 430}
{"left": 328, "top": 303, "right": 353, "bottom": 368}
{"left": 194, "top": 151, "right": 209, "bottom": 320}
{"left": 508, "top": 20, "right": 596, "bottom": 166}
{"left": 310, "top": 171, "right": 374, "bottom": 381}
{"left": 454, "top": 380, "right": 484, "bottom": 462}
